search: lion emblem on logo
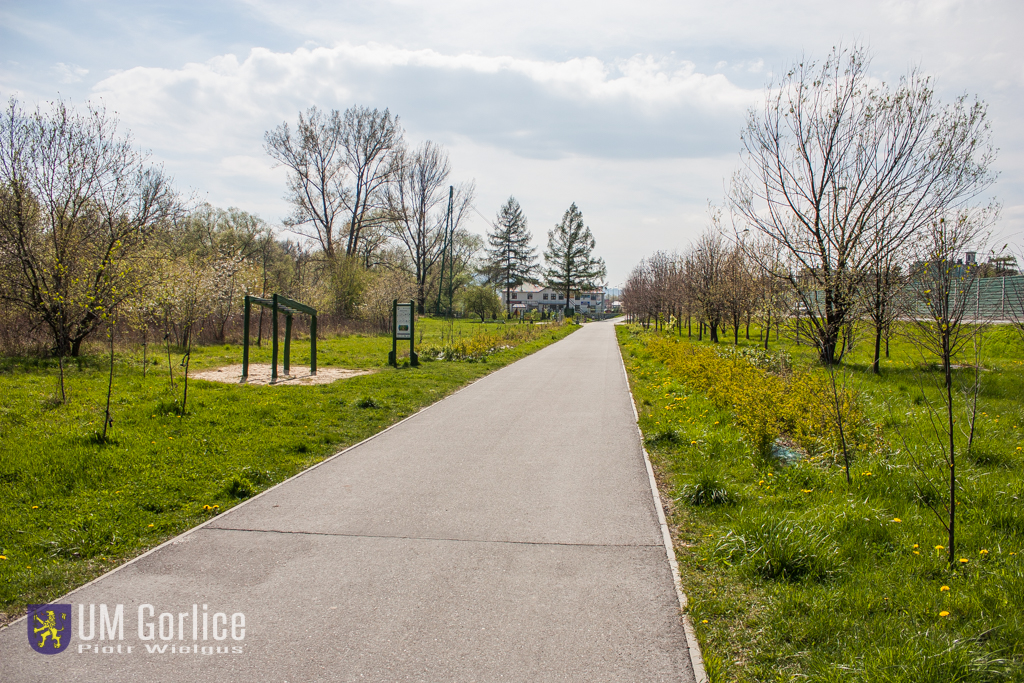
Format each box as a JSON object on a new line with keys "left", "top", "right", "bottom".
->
{"left": 27, "top": 604, "right": 71, "bottom": 655}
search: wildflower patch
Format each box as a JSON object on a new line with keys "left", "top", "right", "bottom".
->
{"left": 638, "top": 332, "right": 863, "bottom": 460}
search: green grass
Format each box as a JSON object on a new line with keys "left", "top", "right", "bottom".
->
{"left": 0, "top": 318, "right": 577, "bottom": 624}
{"left": 618, "top": 323, "right": 1024, "bottom": 682}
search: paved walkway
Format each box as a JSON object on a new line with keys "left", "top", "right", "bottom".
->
{"left": 1, "top": 320, "right": 696, "bottom": 682}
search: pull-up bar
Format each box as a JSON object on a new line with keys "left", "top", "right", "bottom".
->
{"left": 242, "top": 294, "right": 318, "bottom": 383}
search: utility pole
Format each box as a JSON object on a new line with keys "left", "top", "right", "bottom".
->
{"left": 435, "top": 186, "right": 455, "bottom": 316}
{"left": 445, "top": 186, "right": 455, "bottom": 316}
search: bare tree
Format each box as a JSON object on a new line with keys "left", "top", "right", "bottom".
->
{"left": 683, "top": 230, "right": 729, "bottom": 342}
{"left": 861, "top": 235, "right": 906, "bottom": 373}
{"left": 731, "top": 46, "right": 997, "bottom": 364}
{"left": 749, "top": 239, "right": 790, "bottom": 349}
{"left": 0, "top": 97, "right": 177, "bottom": 357}
{"left": 621, "top": 260, "right": 653, "bottom": 327}
{"left": 904, "top": 207, "right": 995, "bottom": 571}
{"left": 266, "top": 105, "right": 403, "bottom": 262}
{"left": 265, "top": 107, "right": 346, "bottom": 258}
{"left": 340, "top": 106, "right": 403, "bottom": 257}
{"left": 720, "top": 243, "right": 755, "bottom": 345}
{"left": 385, "top": 141, "right": 474, "bottom": 313}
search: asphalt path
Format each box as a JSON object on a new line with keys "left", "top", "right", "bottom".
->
{"left": 1, "top": 319, "right": 697, "bottom": 682}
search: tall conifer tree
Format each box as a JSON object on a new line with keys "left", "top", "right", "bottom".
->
{"left": 543, "top": 203, "right": 606, "bottom": 313}
{"left": 485, "top": 197, "right": 537, "bottom": 316}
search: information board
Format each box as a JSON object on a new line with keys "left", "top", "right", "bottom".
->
{"left": 395, "top": 304, "right": 412, "bottom": 340}
{"left": 389, "top": 300, "right": 419, "bottom": 367}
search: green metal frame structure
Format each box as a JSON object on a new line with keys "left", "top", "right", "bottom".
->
{"left": 242, "top": 294, "right": 318, "bottom": 383}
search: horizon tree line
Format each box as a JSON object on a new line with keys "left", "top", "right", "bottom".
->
{"left": 0, "top": 96, "right": 607, "bottom": 361}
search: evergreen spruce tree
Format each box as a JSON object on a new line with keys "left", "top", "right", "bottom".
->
{"left": 544, "top": 203, "right": 607, "bottom": 313}
{"left": 485, "top": 196, "right": 538, "bottom": 316}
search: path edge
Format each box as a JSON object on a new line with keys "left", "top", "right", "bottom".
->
{"left": 615, "top": 325, "right": 709, "bottom": 683}
{"left": 0, "top": 331, "right": 561, "bottom": 632}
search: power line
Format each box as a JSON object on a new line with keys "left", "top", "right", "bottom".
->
{"left": 470, "top": 204, "right": 497, "bottom": 230}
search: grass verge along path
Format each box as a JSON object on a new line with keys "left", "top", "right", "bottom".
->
{"left": 0, "top": 319, "right": 576, "bottom": 625}
{"left": 617, "top": 324, "right": 1023, "bottom": 683}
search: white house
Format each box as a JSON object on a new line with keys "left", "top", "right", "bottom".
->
{"left": 500, "top": 284, "right": 605, "bottom": 312}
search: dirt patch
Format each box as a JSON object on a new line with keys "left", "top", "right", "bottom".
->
{"left": 192, "top": 364, "right": 376, "bottom": 386}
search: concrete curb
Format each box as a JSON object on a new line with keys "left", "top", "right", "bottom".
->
{"left": 616, "top": 327, "right": 709, "bottom": 683}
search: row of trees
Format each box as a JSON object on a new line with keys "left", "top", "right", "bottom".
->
{"left": 623, "top": 45, "right": 1015, "bottom": 572}
{"left": 625, "top": 46, "right": 1002, "bottom": 369}
{"left": 265, "top": 105, "right": 608, "bottom": 318}
{"left": 0, "top": 97, "right": 608, "bottom": 359}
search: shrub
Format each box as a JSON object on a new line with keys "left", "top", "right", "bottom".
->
{"left": 717, "top": 511, "right": 838, "bottom": 582}
{"left": 679, "top": 470, "right": 735, "bottom": 507}
{"left": 642, "top": 335, "right": 864, "bottom": 461}
{"left": 421, "top": 321, "right": 574, "bottom": 361}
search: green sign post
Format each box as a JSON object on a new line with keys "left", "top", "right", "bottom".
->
{"left": 242, "top": 293, "right": 317, "bottom": 383}
{"left": 388, "top": 299, "right": 419, "bottom": 367}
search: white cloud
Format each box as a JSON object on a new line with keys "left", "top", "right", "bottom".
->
{"left": 89, "top": 43, "right": 757, "bottom": 156}
{"left": 6, "top": 0, "right": 1017, "bottom": 281}
{"left": 52, "top": 62, "right": 88, "bottom": 83}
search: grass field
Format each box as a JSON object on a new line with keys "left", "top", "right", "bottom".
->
{"left": 618, "top": 322, "right": 1024, "bottom": 683}
{"left": 0, "top": 317, "right": 577, "bottom": 625}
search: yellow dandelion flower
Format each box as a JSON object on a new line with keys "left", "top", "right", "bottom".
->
{"left": 959, "top": 558, "right": 968, "bottom": 564}
{"left": 0, "top": 556, "right": 6, "bottom": 560}
{"left": 701, "top": 619, "right": 708, "bottom": 624}
{"left": 940, "top": 585, "right": 950, "bottom": 591}
{"left": 935, "top": 545, "right": 944, "bottom": 550}
{"left": 31, "top": 506, "right": 38, "bottom": 509}
{"left": 939, "top": 611, "right": 950, "bottom": 617}
{"left": 913, "top": 544, "right": 919, "bottom": 549}
{"left": 913, "top": 551, "right": 920, "bottom": 555}
{"left": 979, "top": 549, "right": 988, "bottom": 555}
{"left": 147, "top": 524, "right": 154, "bottom": 528}
{"left": 713, "top": 421, "right": 719, "bottom": 425}
{"left": 690, "top": 441, "right": 697, "bottom": 445}
{"left": 893, "top": 518, "right": 902, "bottom": 523}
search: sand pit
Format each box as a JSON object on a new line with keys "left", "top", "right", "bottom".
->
{"left": 192, "top": 364, "right": 376, "bottom": 386}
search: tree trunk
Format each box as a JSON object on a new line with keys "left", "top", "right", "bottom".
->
{"left": 945, "top": 331, "right": 955, "bottom": 571}
{"left": 182, "top": 339, "right": 192, "bottom": 415}
{"left": 872, "top": 323, "right": 883, "bottom": 374}
{"left": 101, "top": 324, "right": 115, "bottom": 442}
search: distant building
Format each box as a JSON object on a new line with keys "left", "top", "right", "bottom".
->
{"left": 500, "top": 284, "right": 606, "bottom": 313}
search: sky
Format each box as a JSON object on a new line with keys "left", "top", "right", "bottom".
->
{"left": 2, "top": 0, "right": 1023, "bottom": 287}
